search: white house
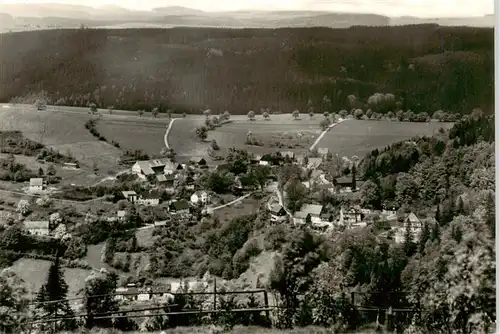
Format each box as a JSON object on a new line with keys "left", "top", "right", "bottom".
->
{"left": 293, "top": 211, "right": 311, "bottom": 225}
{"left": 122, "top": 191, "right": 138, "bottom": 203}
{"left": 154, "top": 220, "right": 168, "bottom": 227}
{"left": 23, "top": 220, "right": 50, "bottom": 236}
{"left": 404, "top": 212, "right": 423, "bottom": 236}
{"left": 339, "top": 206, "right": 364, "bottom": 226}
{"left": 29, "top": 178, "right": 45, "bottom": 193}
{"left": 136, "top": 191, "right": 160, "bottom": 206}
{"left": 190, "top": 191, "right": 210, "bottom": 205}
{"left": 307, "top": 158, "right": 323, "bottom": 170}
{"left": 117, "top": 210, "right": 126, "bottom": 222}
{"left": 317, "top": 147, "right": 329, "bottom": 158}
{"left": 268, "top": 204, "right": 287, "bottom": 222}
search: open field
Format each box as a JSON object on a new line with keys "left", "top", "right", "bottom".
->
{"left": 0, "top": 104, "right": 122, "bottom": 175}
{"left": 317, "top": 119, "right": 455, "bottom": 158}
{"left": 7, "top": 258, "right": 91, "bottom": 298}
{"left": 96, "top": 117, "right": 170, "bottom": 157}
{"left": 207, "top": 114, "right": 322, "bottom": 156}
{"left": 168, "top": 117, "right": 207, "bottom": 162}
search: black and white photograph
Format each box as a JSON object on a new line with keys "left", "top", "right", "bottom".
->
{"left": 0, "top": 0, "right": 496, "bottom": 333}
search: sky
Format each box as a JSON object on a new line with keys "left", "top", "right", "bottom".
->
{"left": 0, "top": 0, "right": 494, "bottom": 17}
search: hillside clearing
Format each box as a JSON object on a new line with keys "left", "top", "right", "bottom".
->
{"left": 0, "top": 105, "right": 122, "bottom": 174}
{"left": 317, "top": 120, "right": 455, "bottom": 158}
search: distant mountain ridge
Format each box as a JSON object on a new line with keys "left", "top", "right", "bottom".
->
{"left": 0, "top": 3, "right": 493, "bottom": 32}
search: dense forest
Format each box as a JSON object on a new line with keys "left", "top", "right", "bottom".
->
{"left": 0, "top": 25, "right": 493, "bottom": 114}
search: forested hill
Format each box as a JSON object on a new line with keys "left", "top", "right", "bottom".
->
{"left": 268, "top": 114, "right": 495, "bottom": 333}
{"left": 0, "top": 25, "right": 493, "bottom": 115}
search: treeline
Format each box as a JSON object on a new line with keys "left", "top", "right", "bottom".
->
{"left": 0, "top": 25, "right": 493, "bottom": 115}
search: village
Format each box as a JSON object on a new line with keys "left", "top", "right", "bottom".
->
{"left": 10, "top": 140, "right": 433, "bottom": 308}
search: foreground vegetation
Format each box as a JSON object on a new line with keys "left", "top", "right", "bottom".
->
{"left": 1, "top": 25, "right": 493, "bottom": 115}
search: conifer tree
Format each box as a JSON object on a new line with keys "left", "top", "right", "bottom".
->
{"left": 418, "top": 222, "right": 430, "bottom": 254}
{"left": 35, "top": 255, "right": 76, "bottom": 332}
{"left": 403, "top": 220, "right": 415, "bottom": 256}
{"left": 430, "top": 222, "right": 440, "bottom": 242}
{"left": 351, "top": 164, "right": 357, "bottom": 191}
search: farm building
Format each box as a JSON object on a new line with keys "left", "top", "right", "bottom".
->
{"left": 132, "top": 159, "right": 176, "bottom": 179}
{"left": 189, "top": 157, "right": 207, "bottom": 166}
{"left": 169, "top": 200, "right": 190, "bottom": 215}
{"left": 23, "top": 220, "right": 50, "bottom": 236}
{"left": 190, "top": 191, "right": 210, "bottom": 205}
{"left": 117, "top": 210, "right": 126, "bottom": 221}
{"left": 317, "top": 148, "right": 329, "bottom": 157}
{"left": 250, "top": 154, "right": 262, "bottom": 165}
{"left": 296, "top": 204, "right": 324, "bottom": 225}
{"left": 280, "top": 151, "right": 294, "bottom": 160}
{"left": 122, "top": 190, "right": 138, "bottom": 203}
{"left": 29, "top": 178, "right": 45, "bottom": 192}
{"left": 268, "top": 204, "right": 287, "bottom": 222}
{"left": 334, "top": 176, "right": 354, "bottom": 193}
{"left": 293, "top": 211, "right": 311, "bottom": 225}
{"left": 306, "top": 158, "right": 323, "bottom": 170}
{"left": 404, "top": 212, "right": 423, "bottom": 234}
{"left": 154, "top": 220, "right": 168, "bottom": 227}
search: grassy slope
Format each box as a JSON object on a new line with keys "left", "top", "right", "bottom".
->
{"left": 317, "top": 119, "right": 455, "bottom": 158}
{"left": 7, "top": 258, "right": 91, "bottom": 299}
{"left": 0, "top": 104, "right": 122, "bottom": 174}
{"left": 0, "top": 26, "right": 493, "bottom": 114}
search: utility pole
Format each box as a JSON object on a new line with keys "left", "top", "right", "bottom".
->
{"left": 213, "top": 277, "right": 217, "bottom": 312}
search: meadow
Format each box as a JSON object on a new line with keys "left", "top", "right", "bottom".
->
{"left": 0, "top": 104, "right": 123, "bottom": 175}
{"left": 317, "top": 119, "right": 456, "bottom": 159}
{"left": 7, "top": 258, "right": 91, "bottom": 299}
{"left": 95, "top": 116, "right": 170, "bottom": 157}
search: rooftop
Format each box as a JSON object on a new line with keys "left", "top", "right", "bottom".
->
{"left": 122, "top": 190, "right": 137, "bottom": 197}
{"left": 269, "top": 204, "right": 284, "bottom": 214}
{"left": 30, "top": 178, "right": 43, "bottom": 186}
{"left": 171, "top": 200, "right": 190, "bottom": 211}
{"left": 24, "top": 220, "right": 49, "bottom": 230}
{"left": 300, "top": 204, "right": 323, "bottom": 216}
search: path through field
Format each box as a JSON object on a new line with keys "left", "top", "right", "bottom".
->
{"left": 206, "top": 192, "right": 254, "bottom": 214}
{"left": 163, "top": 118, "right": 177, "bottom": 150}
{"left": 309, "top": 119, "right": 346, "bottom": 151}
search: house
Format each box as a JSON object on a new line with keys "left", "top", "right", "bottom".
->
{"left": 280, "top": 151, "right": 294, "bottom": 160}
{"left": 137, "top": 191, "right": 160, "bottom": 206}
{"left": 190, "top": 157, "right": 207, "bottom": 166}
{"left": 307, "top": 158, "right": 323, "bottom": 170}
{"left": 190, "top": 191, "right": 210, "bottom": 205}
{"left": 169, "top": 200, "right": 190, "bottom": 215}
{"left": 154, "top": 220, "right": 168, "bottom": 227}
{"left": 334, "top": 176, "right": 354, "bottom": 193}
{"left": 117, "top": 210, "right": 126, "bottom": 222}
{"left": 250, "top": 154, "right": 262, "bottom": 165}
{"left": 301, "top": 181, "right": 311, "bottom": 189}
{"left": 404, "top": 212, "right": 423, "bottom": 234}
{"left": 52, "top": 224, "right": 68, "bottom": 239}
{"left": 23, "top": 220, "right": 50, "bottom": 236}
{"left": 299, "top": 204, "right": 324, "bottom": 218}
{"left": 29, "top": 178, "right": 45, "bottom": 192}
{"left": 339, "top": 206, "right": 364, "bottom": 225}
{"left": 269, "top": 204, "right": 287, "bottom": 222}
{"left": 293, "top": 211, "right": 311, "bottom": 225}
{"left": 122, "top": 191, "right": 138, "bottom": 203}
{"left": 317, "top": 148, "right": 329, "bottom": 158}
